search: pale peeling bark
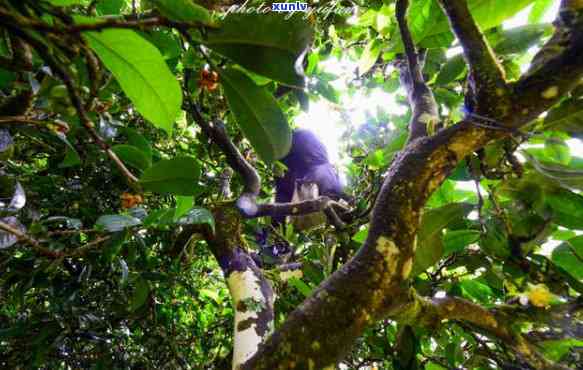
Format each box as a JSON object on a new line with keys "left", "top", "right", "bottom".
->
{"left": 227, "top": 268, "right": 274, "bottom": 369}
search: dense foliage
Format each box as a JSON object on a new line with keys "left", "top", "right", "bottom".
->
{"left": 0, "top": 0, "right": 581, "bottom": 369}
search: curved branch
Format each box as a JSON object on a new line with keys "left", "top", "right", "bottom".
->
{"left": 414, "top": 296, "right": 569, "bottom": 370}
{"left": 395, "top": 0, "right": 438, "bottom": 142}
{"left": 436, "top": 0, "right": 509, "bottom": 118}
{"left": 189, "top": 104, "right": 261, "bottom": 197}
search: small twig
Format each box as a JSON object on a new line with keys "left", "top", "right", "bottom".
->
{"left": 6, "top": 26, "right": 139, "bottom": 185}
{"left": 0, "top": 220, "right": 62, "bottom": 258}
{"left": 395, "top": 0, "right": 439, "bottom": 142}
{"left": 0, "top": 116, "right": 70, "bottom": 131}
{"left": 0, "top": 9, "right": 213, "bottom": 35}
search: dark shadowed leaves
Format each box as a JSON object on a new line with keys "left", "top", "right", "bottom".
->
{"left": 112, "top": 145, "right": 152, "bottom": 171}
{"left": 205, "top": 14, "right": 313, "bottom": 87}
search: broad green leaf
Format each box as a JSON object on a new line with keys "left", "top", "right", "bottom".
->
{"left": 83, "top": 27, "right": 182, "bottom": 135}
{"left": 221, "top": 68, "right": 292, "bottom": 162}
{"left": 529, "top": 0, "right": 555, "bottom": 23}
{"left": 124, "top": 128, "right": 153, "bottom": 162}
{"left": 149, "top": 0, "right": 211, "bottom": 24}
{"left": 523, "top": 152, "right": 583, "bottom": 191}
{"left": 494, "top": 24, "right": 553, "bottom": 55}
{"left": 49, "top": 0, "right": 87, "bottom": 5}
{"left": 435, "top": 55, "right": 466, "bottom": 86}
{"left": 552, "top": 236, "right": 583, "bottom": 281}
{"left": 541, "top": 98, "right": 583, "bottom": 134}
{"left": 96, "top": 215, "right": 142, "bottom": 232}
{"left": 546, "top": 190, "right": 583, "bottom": 229}
{"left": 177, "top": 207, "right": 215, "bottom": 233}
{"left": 205, "top": 14, "right": 313, "bottom": 87}
{"left": 544, "top": 136, "right": 571, "bottom": 165}
{"left": 130, "top": 276, "right": 150, "bottom": 311}
{"left": 458, "top": 279, "right": 494, "bottom": 303}
{"left": 358, "top": 39, "right": 382, "bottom": 75}
{"left": 481, "top": 219, "right": 511, "bottom": 258}
{"left": 174, "top": 196, "right": 194, "bottom": 220}
{"left": 96, "top": 0, "right": 125, "bottom": 15}
{"left": 288, "top": 277, "right": 312, "bottom": 297}
{"left": 540, "top": 339, "right": 583, "bottom": 362}
{"left": 352, "top": 228, "right": 369, "bottom": 244}
{"left": 392, "top": 0, "right": 535, "bottom": 52}
{"left": 112, "top": 144, "right": 152, "bottom": 171}
{"left": 143, "top": 208, "right": 177, "bottom": 227}
{"left": 140, "top": 157, "right": 201, "bottom": 195}
{"left": 444, "top": 229, "right": 480, "bottom": 255}
{"left": 413, "top": 203, "right": 474, "bottom": 275}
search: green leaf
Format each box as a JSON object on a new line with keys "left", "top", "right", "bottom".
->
{"left": 435, "top": 55, "right": 466, "bottom": 86}
{"left": 444, "top": 229, "right": 480, "bottom": 255}
{"left": 96, "top": 0, "right": 125, "bottom": 15}
{"left": 494, "top": 24, "right": 553, "bottom": 55}
{"left": 149, "top": 0, "right": 211, "bottom": 24}
{"left": 546, "top": 190, "right": 583, "bottom": 229}
{"left": 199, "top": 288, "right": 221, "bottom": 304}
{"left": 177, "top": 207, "right": 215, "bottom": 233}
{"left": 391, "top": 0, "right": 535, "bottom": 52}
{"left": 288, "top": 277, "right": 312, "bottom": 297}
{"left": 130, "top": 276, "right": 150, "bottom": 311}
{"left": 205, "top": 14, "right": 313, "bottom": 87}
{"left": 96, "top": 215, "right": 142, "bottom": 232}
{"left": 529, "top": 0, "right": 555, "bottom": 23}
{"left": 112, "top": 144, "right": 152, "bottom": 171}
{"left": 49, "top": 0, "right": 87, "bottom": 5}
{"left": 458, "top": 279, "right": 494, "bottom": 303}
{"left": 542, "top": 97, "right": 583, "bottom": 134}
{"left": 174, "top": 196, "right": 194, "bottom": 220}
{"left": 540, "top": 339, "right": 583, "bottom": 362}
{"left": 481, "top": 219, "right": 511, "bottom": 258}
{"left": 83, "top": 27, "right": 182, "bottom": 135}
{"left": 552, "top": 236, "right": 583, "bottom": 281}
{"left": 221, "top": 67, "right": 291, "bottom": 162}
{"left": 102, "top": 231, "right": 127, "bottom": 262}
{"left": 140, "top": 157, "right": 201, "bottom": 195}
{"left": 124, "top": 128, "right": 153, "bottom": 161}
{"left": 413, "top": 203, "right": 474, "bottom": 275}
{"left": 352, "top": 228, "right": 369, "bottom": 244}
{"left": 358, "top": 39, "right": 382, "bottom": 75}
{"left": 523, "top": 152, "right": 583, "bottom": 191}
{"left": 544, "top": 136, "right": 571, "bottom": 165}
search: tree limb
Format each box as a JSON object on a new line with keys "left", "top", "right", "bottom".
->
{"left": 242, "top": 9, "right": 583, "bottom": 363}
{"left": 395, "top": 0, "right": 438, "bottom": 142}
{"left": 436, "top": 0, "right": 509, "bottom": 119}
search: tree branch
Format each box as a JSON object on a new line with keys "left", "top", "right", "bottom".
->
{"left": 512, "top": 0, "right": 583, "bottom": 125}
{"left": 414, "top": 296, "right": 570, "bottom": 369}
{"left": 0, "top": 8, "right": 213, "bottom": 35}
{"left": 436, "top": 0, "right": 509, "bottom": 119}
{"left": 243, "top": 6, "right": 583, "bottom": 361}
{"left": 395, "top": 0, "right": 438, "bottom": 142}
{"left": 187, "top": 102, "right": 261, "bottom": 198}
